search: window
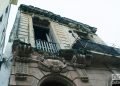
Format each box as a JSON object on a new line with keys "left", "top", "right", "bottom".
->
{"left": 5, "top": 6, "right": 9, "bottom": 13}
{"left": 0, "top": 15, "right": 3, "bottom": 22}
{"left": 90, "top": 35, "right": 93, "bottom": 38}
{"left": 3, "top": 28, "right": 5, "bottom": 33}
{"left": 0, "top": 28, "right": 5, "bottom": 48}
{"left": 69, "top": 30, "right": 72, "bottom": 33}
{"left": 32, "top": 16, "right": 58, "bottom": 53}
{"left": 33, "top": 17, "right": 50, "bottom": 41}
{"left": 33, "top": 25, "right": 49, "bottom": 41}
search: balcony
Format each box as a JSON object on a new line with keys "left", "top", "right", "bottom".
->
{"left": 35, "top": 39, "right": 58, "bottom": 54}
{"left": 72, "top": 39, "right": 120, "bottom": 56}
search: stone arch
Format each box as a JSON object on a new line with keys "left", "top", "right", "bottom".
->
{"left": 38, "top": 74, "right": 76, "bottom": 86}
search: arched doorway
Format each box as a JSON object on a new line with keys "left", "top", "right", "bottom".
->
{"left": 38, "top": 74, "right": 76, "bottom": 86}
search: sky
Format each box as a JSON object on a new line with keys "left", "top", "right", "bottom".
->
{"left": 6, "top": 0, "right": 120, "bottom": 48}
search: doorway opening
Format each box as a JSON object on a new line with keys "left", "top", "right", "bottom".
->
{"left": 32, "top": 16, "right": 58, "bottom": 53}
{"left": 33, "top": 16, "right": 51, "bottom": 42}
{"left": 33, "top": 25, "right": 49, "bottom": 41}
{"left": 40, "top": 80, "right": 66, "bottom": 86}
{"left": 39, "top": 75, "right": 76, "bottom": 86}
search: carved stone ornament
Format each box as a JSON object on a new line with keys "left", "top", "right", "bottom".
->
{"left": 39, "top": 59, "right": 67, "bottom": 73}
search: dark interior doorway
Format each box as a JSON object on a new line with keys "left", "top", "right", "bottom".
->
{"left": 33, "top": 16, "right": 50, "bottom": 41}
{"left": 40, "top": 80, "right": 66, "bottom": 86}
{"left": 33, "top": 25, "right": 49, "bottom": 41}
{"left": 39, "top": 75, "right": 75, "bottom": 86}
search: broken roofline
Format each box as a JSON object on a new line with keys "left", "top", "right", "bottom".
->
{"left": 19, "top": 4, "right": 97, "bottom": 33}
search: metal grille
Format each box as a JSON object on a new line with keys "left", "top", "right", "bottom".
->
{"left": 72, "top": 39, "right": 120, "bottom": 56}
{"left": 36, "top": 39, "right": 58, "bottom": 54}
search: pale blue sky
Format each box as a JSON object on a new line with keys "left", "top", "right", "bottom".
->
{"left": 6, "top": 0, "right": 120, "bottom": 48}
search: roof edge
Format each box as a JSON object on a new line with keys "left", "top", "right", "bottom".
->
{"left": 19, "top": 4, "right": 97, "bottom": 33}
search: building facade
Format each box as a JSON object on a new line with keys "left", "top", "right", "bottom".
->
{"left": 0, "top": 0, "right": 18, "bottom": 58}
{"left": 8, "top": 4, "right": 120, "bottom": 86}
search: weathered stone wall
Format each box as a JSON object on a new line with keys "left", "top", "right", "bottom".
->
{"left": 15, "top": 12, "right": 35, "bottom": 47}
{"left": 8, "top": 6, "right": 120, "bottom": 86}
{"left": 50, "top": 21, "right": 72, "bottom": 49}
{"left": 88, "top": 33, "right": 106, "bottom": 45}
{"left": 10, "top": 54, "right": 118, "bottom": 86}
{"left": 16, "top": 12, "right": 106, "bottom": 50}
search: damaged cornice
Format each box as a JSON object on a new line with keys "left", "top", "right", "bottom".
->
{"left": 19, "top": 4, "right": 97, "bottom": 34}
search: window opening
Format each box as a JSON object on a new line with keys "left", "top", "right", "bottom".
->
{"left": 0, "top": 15, "right": 3, "bottom": 22}
{"left": 5, "top": 6, "right": 9, "bottom": 13}
{"left": 33, "top": 17, "right": 50, "bottom": 41}
{"left": 33, "top": 25, "right": 49, "bottom": 41}
{"left": 32, "top": 16, "right": 58, "bottom": 53}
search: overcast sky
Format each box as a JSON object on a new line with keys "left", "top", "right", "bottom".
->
{"left": 6, "top": 0, "right": 120, "bottom": 48}
{"left": 1, "top": 1, "right": 120, "bottom": 85}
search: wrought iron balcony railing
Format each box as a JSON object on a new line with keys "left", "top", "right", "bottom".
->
{"left": 35, "top": 39, "right": 58, "bottom": 54}
{"left": 72, "top": 39, "right": 120, "bottom": 56}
